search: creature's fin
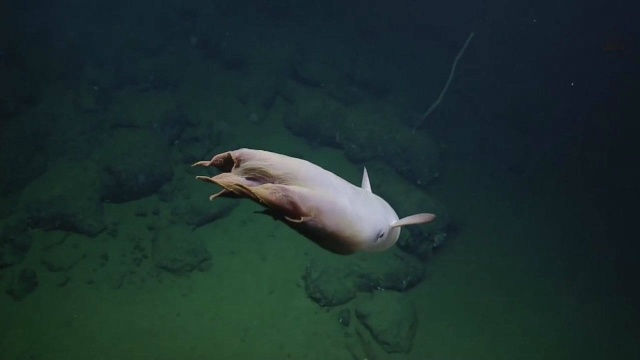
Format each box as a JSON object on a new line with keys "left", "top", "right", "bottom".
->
{"left": 361, "top": 167, "right": 372, "bottom": 192}
{"left": 391, "top": 213, "right": 436, "bottom": 227}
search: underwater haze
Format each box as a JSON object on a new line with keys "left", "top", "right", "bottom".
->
{"left": 0, "top": 0, "right": 637, "bottom": 359}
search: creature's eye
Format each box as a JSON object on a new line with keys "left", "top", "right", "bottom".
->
{"left": 377, "top": 231, "right": 385, "bottom": 240}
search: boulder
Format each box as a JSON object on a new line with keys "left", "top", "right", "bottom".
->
{"left": 283, "top": 102, "right": 345, "bottom": 148}
{"left": 290, "top": 60, "right": 339, "bottom": 88}
{"left": 302, "top": 250, "right": 425, "bottom": 307}
{"left": 355, "top": 291, "right": 417, "bottom": 353}
{"left": 95, "top": 128, "right": 173, "bottom": 203}
{"left": 0, "top": 115, "right": 48, "bottom": 198}
{"left": 383, "top": 127, "right": 441, "bottom": 186}
{"left": 302, "top": 263, "right": 358, "bottom": 307}
{"left": 170, "top": 197, "right": 238, "bottom": 229}
{"left": 41, "top": 241, "right": 86, "bottom": 272}
{"left": 283, "top": 100, "right": 443, "bottom": 187}
{"left": 175, "top": 122, "right": 222, "bottom": 164}
{"left": 152, "top": 225, "right": 212, "bottom": 274}
{"left": 19, "top": 161, "right": 105, "bottom": 237}
{"left": 5, "top": 267, "right": 39, "bottom": 301}
{"left": 0, "top": 219, "right": 32, "bottom": 268}
{"left": 153, "top": 106, "right": 193, "bottom": 146}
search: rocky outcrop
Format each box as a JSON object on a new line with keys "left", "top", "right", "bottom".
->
{"left": 5, "top": 267, "right": 39, "bottom": 301}
{"left": 355, "top": 291, "right": 418, "bottom": 354}
{"left": 283, "top": 100, "right": 442, "bottom": 186}
{"left": 20, "top": 161, "right": 105, "bottom": 237}
{"left": 169, "top": 197, "right": 237, "bottom": 229}
{"left": 0, "top": 219, "right": 32, "bottom": 269}
{"left": 152, "top": 225, "right": 212, "bottom": 274}
{"left": 40, "top": 241, "right": 86, "bottom": 272}
{"left": 95, "top": 128, "right": 173, "bottom": 203}
{"left": 302, "top": 250, "right": 425, "bottom": 307}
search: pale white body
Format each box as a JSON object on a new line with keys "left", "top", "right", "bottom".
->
{"left": 194, "top": 149, "right": 435, "bottom": 254}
